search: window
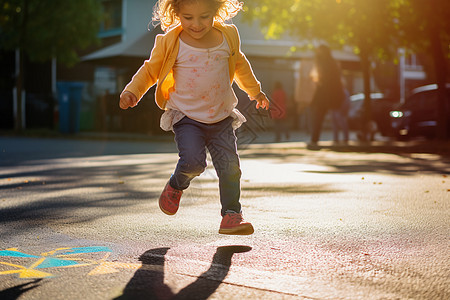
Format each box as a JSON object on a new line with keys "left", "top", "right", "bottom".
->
{"left": 99, "top": 0, "right": 123, "bottom": 38}
{"left": 405, "top": 53, "right": 423, "bottom": 71}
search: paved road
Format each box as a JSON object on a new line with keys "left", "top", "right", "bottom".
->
{"left": 1, "top": 136, "right": 449, "bottom": 299}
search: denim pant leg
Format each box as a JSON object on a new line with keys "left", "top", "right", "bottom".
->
{"left": 170, "top": 117, "right": 207, "bottom": 190}
{"left": 311, "top": 107, "right": 327, "bottom": 143}
{"left": 331, "top": 110, "right": 340, "bottom": 142}
{"left": 332, "top": 110, "right": 349, "bottom": 142}
{"left": 206, "top": 117, "right": 242, "bottom": 216}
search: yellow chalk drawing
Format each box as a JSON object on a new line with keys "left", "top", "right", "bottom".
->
{"left": 0, "top": 261, "right": 54, "bottom": 279}
{"left": 0, "top": 246, "right": 139, "bottom": 279}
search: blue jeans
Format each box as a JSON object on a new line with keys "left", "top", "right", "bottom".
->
{"left": 169, "top": 116, "right": 242, "bottom": 216}
{"left": 331, "top": 109, "right": 349, "bottom": 142}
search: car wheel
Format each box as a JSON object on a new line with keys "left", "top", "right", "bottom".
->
{"left": 397, "top": 134, "right": 409, "bottom": 141}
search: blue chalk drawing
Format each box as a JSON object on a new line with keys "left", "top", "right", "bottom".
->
{"left": 58, "top": 246, "right": 111, "bottom": 255}
{"left": 36, "top": 257, "right": 80, "bottom": 269}
{"left": 0, "top": 246, "right": 115, "bottom": 278}
{"left": 0, "top": 250, "right": 39, "bottom": 258}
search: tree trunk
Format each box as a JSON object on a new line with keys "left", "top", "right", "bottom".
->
{"left": 15, "top": 0, "right": 29, "bottom": 132}
{"left": 429, "top": 14, "right": 448, "bottom": 140}
{"left": 360, "top": 46, "right": 373, "bottom": 141}
{"left": 15, "top": 49, "right": 24, "bottom": 132}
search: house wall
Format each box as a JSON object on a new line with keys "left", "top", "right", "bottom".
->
{"left": 2, "top": 2, "right": 429, "bottom": 133}
{"left": 123, "top": 0, "right": 157, "bottom": 43}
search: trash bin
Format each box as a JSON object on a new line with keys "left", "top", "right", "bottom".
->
{"left": 80, "top": 100, "right": 95, "bottom": 131}
{"left": 57, "top": 82, "right": 84, "bottom": 133}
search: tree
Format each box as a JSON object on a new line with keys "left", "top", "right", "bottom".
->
{"left": 0, "top": 0, "right": 102, "bottom": 131}
{"left": 396, "top": 0, "right": 450, "bottom": 139}
{"left": 242, "top": 0, "right": 403, "bottom": 140}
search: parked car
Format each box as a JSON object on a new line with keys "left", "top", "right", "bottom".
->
{"left": 389, "top": 84, "right": 450, "bottom": 140}
{"left": 348, "top": 92, "right": 398, "bottom": 140}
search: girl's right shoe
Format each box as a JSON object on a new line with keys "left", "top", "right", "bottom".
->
{"left": 219, "top": 212, "right": 254, "bottom": 235}
{"left": 159, "top": 182, "right": 183, "bottom": 215}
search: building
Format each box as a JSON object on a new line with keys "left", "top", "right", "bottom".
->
{"left": 82, "top": 0, "right": 361, "bottom": 134}
{"left": 1, "top": 0, "right": 427, "bottom": 134}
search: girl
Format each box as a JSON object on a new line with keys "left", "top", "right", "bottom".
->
{"left": 119, "top": 0, "right": 269, "bottom": 235}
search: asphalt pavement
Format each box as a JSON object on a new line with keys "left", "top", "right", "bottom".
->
{"left": 0, "top": 132, "right": 449, "bottom": 300}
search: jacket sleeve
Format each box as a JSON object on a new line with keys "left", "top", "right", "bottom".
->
{"left": 121, "top": 34, "right": 165, "bottom": 101}
{"left": 231, "top": 25, "right": 262, "bottom": 98}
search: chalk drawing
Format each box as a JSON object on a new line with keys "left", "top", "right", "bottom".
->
{"left": 0, "top": 246, "right": 141, "bottom": 279}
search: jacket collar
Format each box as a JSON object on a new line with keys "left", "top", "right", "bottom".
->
{"left": 166, "top": 21, "right": 229, "bottom": 39}
{"left": 164, "top": 22, "right": 236, "bottom": 58}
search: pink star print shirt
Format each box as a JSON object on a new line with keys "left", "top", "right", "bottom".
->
{"left": 160, "top": 36, "right": 246, "bottom": 131}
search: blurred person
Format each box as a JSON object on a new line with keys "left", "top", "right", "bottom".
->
{"left": 308, "top": 44, "right": 345, "bottom": 148}
{"left": 331, "top": 85, "right": 350, "bottom": 144}
{"left": 119, "top": 0, "right": 269, "bottom": 235}
{"left": 270, "top": 81, "right": 290, "bottom": 142}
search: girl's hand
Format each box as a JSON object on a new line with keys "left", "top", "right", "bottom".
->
{"left": 119, "top": 91, "right": 138, "bottom": 109}
{"left": 252, "top": 92, "right": 270, "bottom": 110}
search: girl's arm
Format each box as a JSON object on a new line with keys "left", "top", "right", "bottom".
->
{"left": 234, "top": 51, "right": 260, "bottom": 97}
{"left": 119, "top": 91, "right": 138, "bottom": 109}
{"left": 250, "top": 91, "right": 270, "bottom": 110}
{"left": 119, "top": 35, "right": 165, "bottom": 109}
{"left": 231, "top": 26, "right": 269, "bottom": 110}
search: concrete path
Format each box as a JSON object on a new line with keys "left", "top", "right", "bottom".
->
{"left": 0, "top": 136, "right": 449, "bottom": 299}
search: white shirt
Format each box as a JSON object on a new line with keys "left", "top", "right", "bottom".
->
{"left": 160, "top": 36, "right": 246, "bottom": 131}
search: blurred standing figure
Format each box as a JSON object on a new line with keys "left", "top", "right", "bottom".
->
{"left": 270, "top": 81, "right": 290, "bottom": 142}
{"left": 331, "top": 87, "right": 350, "bottom": 144}
{"left": 309, "top": 45, "right": 345, "bottom": 147}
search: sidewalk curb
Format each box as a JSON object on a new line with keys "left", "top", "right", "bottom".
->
{"left": 242, "top": 140, "right": 450, "bottom": 156}
{"left": 2, "top": 130, "right": 450, "bottom": 156}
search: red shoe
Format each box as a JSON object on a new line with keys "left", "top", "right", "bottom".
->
{"left": 159, "top": 182, "right": 182, "bottom": 215}
{"left": 219, "top": 212, "right": 254, "bottom": 235}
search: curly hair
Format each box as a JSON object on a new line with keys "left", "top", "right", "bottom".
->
{"left": 152, "top": 0, "right": 243, "bottom": 31}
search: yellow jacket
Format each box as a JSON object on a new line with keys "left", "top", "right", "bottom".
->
{"left": 122, "top": 22, "right": 262, "bottom": 110}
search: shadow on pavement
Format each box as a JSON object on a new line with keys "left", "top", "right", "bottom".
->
{"left": 115, "top": 245, "right": 252, "bottom": 300}
{"left": 0, "top": 156, "right": 171, "bottom": 233}
{"left": 240, "top": 149, "right": 450, "bottom": 176}
{"left": 0, "top": 279, "right": 43, "bottom": 300}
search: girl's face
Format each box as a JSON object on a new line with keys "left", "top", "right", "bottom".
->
{"left": 177, "top": 0, "right": 215, "bottom": 41}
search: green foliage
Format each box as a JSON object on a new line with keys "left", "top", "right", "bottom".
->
{"left": 0, "top": 0, "right": 102, "bottom": 66}
{"left": 242, "top": 0, "right": 436, "bottom": 61}
{"left": 396, "top": 0, "right": 450, "bottom": 55}
{"left": 243, "top": 0, "right": 450, "bottom": 138}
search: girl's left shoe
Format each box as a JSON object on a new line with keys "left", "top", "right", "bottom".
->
{"left": 159, "top": 182, "right": 183, "bottom": 215}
